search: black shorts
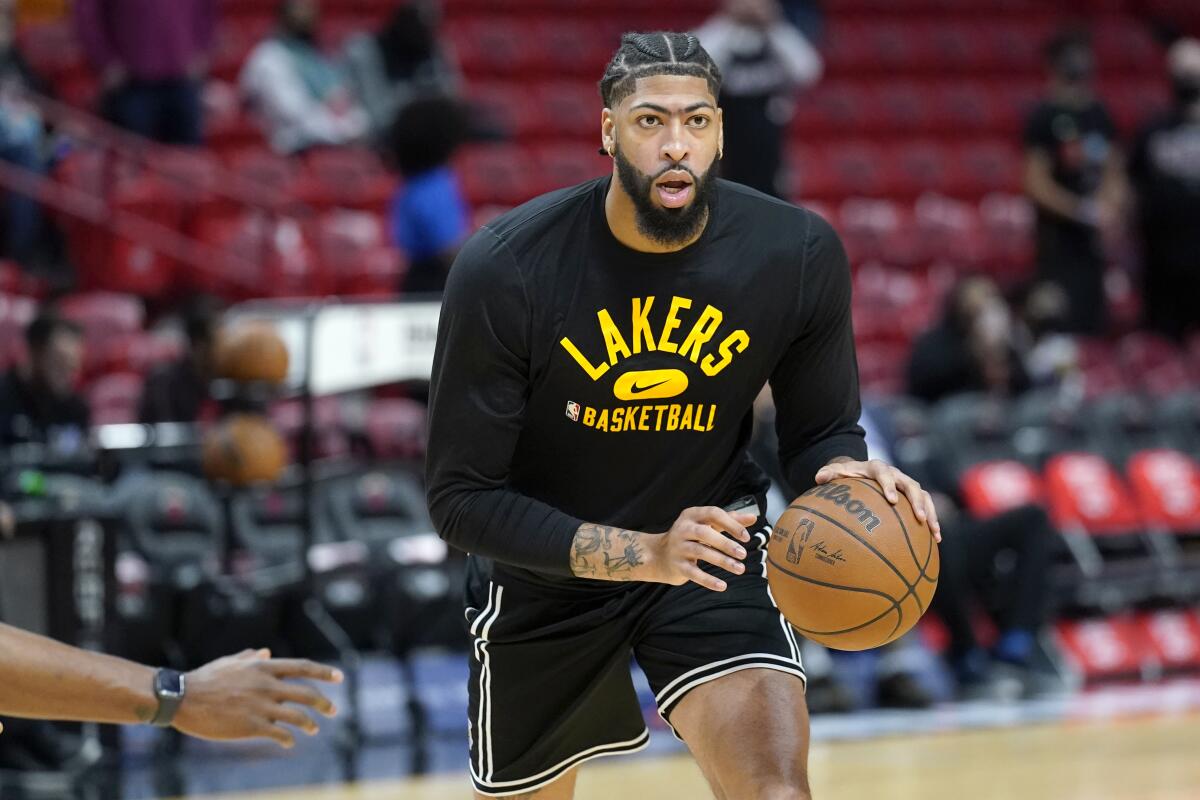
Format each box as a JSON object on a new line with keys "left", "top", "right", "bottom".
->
{"left": 463, "top": 516, "right": 806, "bottom": 797}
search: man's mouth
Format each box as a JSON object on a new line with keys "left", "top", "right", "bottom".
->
{"left": 655, "top": 172, "right": 694, "bottom": 208}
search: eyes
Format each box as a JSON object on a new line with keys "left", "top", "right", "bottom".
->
{"left": 636, "top": 114, "right": 711, "bottom": 129}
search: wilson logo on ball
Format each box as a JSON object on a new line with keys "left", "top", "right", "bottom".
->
{"left": 804, "top": 483, "right": 882, "bottom": 532}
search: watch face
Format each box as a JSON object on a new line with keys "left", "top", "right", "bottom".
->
{"left": 158, "top": 670, "right": 184, "bottom": 697}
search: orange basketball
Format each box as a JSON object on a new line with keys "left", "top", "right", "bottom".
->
{"left": 766, "top": 477, "right": 939, "bottom": 651}
{"left": 201, "top": 414, "right": 288, "bottom": 486}
{"left": 214, "top": 322, "right": 289, "bottom": 385}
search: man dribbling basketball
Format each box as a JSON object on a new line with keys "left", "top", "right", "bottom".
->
{"left": 427, "top": 31, "right": 942, "bottom": 799}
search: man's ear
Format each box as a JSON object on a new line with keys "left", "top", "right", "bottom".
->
{"left": 600, "top": 108, "right": 615, "bottom": 157}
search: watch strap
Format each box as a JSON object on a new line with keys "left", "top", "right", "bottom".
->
{"left": 150, "top": 668, "right": 186, "bottom": 728}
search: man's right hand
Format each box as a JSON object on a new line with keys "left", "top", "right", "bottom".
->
{"left": 642, "top": 507, "right": 756, "bottom": 592}
{"left": 172, "top": 649, "right": 343, "bottom": 748}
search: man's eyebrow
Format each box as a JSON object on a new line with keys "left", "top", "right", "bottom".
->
{"left": 629, "top": 101, "right": 716, "bottom": 114}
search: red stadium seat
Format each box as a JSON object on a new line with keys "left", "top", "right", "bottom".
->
{"left": 530, "top": 20, "right": 614, "bottom": 77}
{"left": 534, "top": 82, "right": 601, "bottom": 139}
{"left": 87, "top": 372, "right": 145, "bottom": 426}
{"left": 364, "top": 398, "right": 428, "bottom": 460}
{"left": 463, "top": 81, "right": 541, "bottom": 139}
{"left": 872, "top": 83, "right": 932, "bottom": 136}
{"left": 1043, "top": 452, "right": 1143, "bottom": 535}
{"left": 956, "top": 141, "right": 1022, "bottom": 196}
{"left": 1126, "top": 450, "right": 1200, "bottom": 534}
{"left": 59, "top": 291, "right": 144, "bottom": 338}
{"left": 895, "top": 141, "right": 952, "bottom": 196}
{"left": 271, "top": 397, "right": 349, "bottom": 459}
{"left": 301, "top": 148, "right": 394, "bottom": 212}
{"left": 928, "top": 82, "right": 999, "bottom": 137}
{"left": 959, "top": 460, "right": 1045, "bottom": 519}
{"left": 454, "top": 144, "right": 538, "bottom": 207}
{"left": 445, "top": 18, "right": 538, "bottom": 77}
{"left": 529, "top": 142, "right": 608, "bottom": 196}
{"left": 1117, "top": 332, "right": 1192, "bottom": 396}
{"left": 0, "top": 293, "right": 36, "bottom": 369}
{"left": 312, "top": 210, "right": 406, "bottom": 296}
{"left": 792, "top": 81, "right": 869, "bottom": 138}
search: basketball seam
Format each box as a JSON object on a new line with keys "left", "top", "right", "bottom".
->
{"left": 843, "top": 478, "right": 938, "bottom": 607}
{"left": 766, "top": 555, "right": 906, "bottom": 639}
{"left": 790, "top": 502, "right": 919, "bottom": 600}
{"left": 845, "top": 477, "right": 937, "bottom": 583}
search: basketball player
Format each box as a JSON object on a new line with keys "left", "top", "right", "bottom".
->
{"left": 0, "top": 622, "right": 341, "bottom": 748}
{"left": 426, "top": 32, "right": 941, "bottom": 799}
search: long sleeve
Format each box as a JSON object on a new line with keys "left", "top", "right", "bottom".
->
{"left": 73, "top": 0, "right": 116, "bottom": 70}
{"left": 425, "top": 227, "right": 584, "bottom": 574}
{"left": 769, "top": 213, "right": 867, "bottom": 497}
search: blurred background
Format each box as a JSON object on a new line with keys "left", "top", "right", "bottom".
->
{"left": 0, "top": 0, "right": 1198, "bottom": 797}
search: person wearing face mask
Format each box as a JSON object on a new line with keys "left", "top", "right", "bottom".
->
{"left": 906, "top": 276, "right": 1032, "bottom": 405}
{"left": 240, "top": 0, "right": 368, "bottom": 156}
{"left": 1022, "top": 29, "right": 1128, "bottom": 336}
{"left": 1128, "top": 37, "right": 1200, "bottom": 341}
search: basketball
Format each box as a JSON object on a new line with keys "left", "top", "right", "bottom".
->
{"left": 767, "top": 477, "right": 939, "bottom": 651}
{"left": 201, "top": 413, "right": 289, "bottom": 486}
{"left": 214, "top": 322, "right": 289, "bottom": 385}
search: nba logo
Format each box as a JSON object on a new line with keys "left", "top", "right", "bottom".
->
{"left": 565, "top": 401, "right": 580, "bottom": 422}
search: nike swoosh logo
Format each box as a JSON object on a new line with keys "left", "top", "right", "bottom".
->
{"left": 612, "top": 369, "right": 688, "bottom": 401}
{"left": 630, "top": 379, "right": 669, "bottom": 394}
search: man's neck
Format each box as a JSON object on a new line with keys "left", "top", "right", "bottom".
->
{"left": 604, "top": 176, "right": 708, "bottom": 255}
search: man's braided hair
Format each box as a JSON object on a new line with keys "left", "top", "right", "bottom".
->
{"left": 598, "top": 31, "right": 722, "bottom": 109}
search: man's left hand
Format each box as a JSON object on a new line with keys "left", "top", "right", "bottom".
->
{"left": 814, "top": 459, "right": 942, "bottom": 542}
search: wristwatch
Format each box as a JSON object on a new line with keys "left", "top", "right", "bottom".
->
{"left": 149, "top": 669, "right": 186, "bottom": 727}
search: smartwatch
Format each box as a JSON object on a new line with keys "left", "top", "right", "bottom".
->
{"left": 150, "top": 668, "right": 186, "bottom": 727}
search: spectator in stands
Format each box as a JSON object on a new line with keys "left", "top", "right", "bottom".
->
{"left": 907, "top": 275, "right": 1031, "bottom": 405}
{"left": 695, "top": 0, "right": 822, "bottom": 198}
{"left": 387, "top": 93, "right": 469, "bottom": 294}
{"left": 74, "top": 0, "right": 215, "bottom": 146}
{"left": 240, "top": 0, "right": 368, "bottom": 156}
{"left": 0, "top": 311, "right": 87, "bottom": 450}
{"left": 0, "top": 0, "right": 53, "bottom": 265}
{"left": 1023, "top": 29, "right": 1127, "bottom": 335}
{"left": 930, "top": 497, "right": 1057, "bottom": 699}
{"left": 139, "top": 295, "right": 221, "bottom": 424}
{"left": 342, "top": 3, "right": 460, "bottom": 146}
{"left": 1128, "top": 37, "right": 1200, "bottom": 341}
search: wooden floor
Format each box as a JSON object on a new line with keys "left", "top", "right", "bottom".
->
{"left": 185, "top": 713, "right": 1200, "bottom": 800}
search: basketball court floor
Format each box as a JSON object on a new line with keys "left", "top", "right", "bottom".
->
{"left": 179, "top": 712, "right": 1200, "bottom": 800}
{"left": 114, "top": 651, "right": 1200, "bottom": 800}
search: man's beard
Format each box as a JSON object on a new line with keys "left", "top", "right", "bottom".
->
{"left": 614, "top": 146, "right": 715, "bottom": 247}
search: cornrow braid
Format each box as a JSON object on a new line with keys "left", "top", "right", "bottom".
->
{"left": 598, "top": 31, "right": 722, "bottom": 109}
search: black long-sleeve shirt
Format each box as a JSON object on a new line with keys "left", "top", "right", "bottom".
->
{"left": 426, "top": 177, "right": 866, "bottom": 586}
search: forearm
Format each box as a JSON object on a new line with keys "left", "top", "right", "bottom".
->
{"left": 568, "top": 523, "right": 649, "bottom": 581}
{"left": 0, "top": 623, "right": 156, "bottom": 724}
{"left": 429, "top": 485, "right": 583, "bottom": 575}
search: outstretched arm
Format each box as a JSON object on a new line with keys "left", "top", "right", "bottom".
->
{"left": 0, "top": 623, "right": 342, "bottom": 748}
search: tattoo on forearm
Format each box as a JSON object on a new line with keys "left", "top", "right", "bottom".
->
{"left": 570, "top": 524, "right": 644, "bottom": 581}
